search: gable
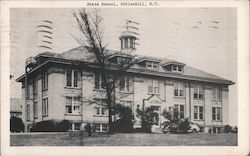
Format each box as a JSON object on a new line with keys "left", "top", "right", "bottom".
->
{"left": 144, "top": 94, "right": 164, "bottom": 106}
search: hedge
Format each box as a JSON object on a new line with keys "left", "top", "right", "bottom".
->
{"left": 30, "top": 120, "right": 71, "bottom": 132}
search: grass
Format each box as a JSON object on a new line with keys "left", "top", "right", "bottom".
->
{"left": 10, "top": 132, "right": 237, "bottom": 146}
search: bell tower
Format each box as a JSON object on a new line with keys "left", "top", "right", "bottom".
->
{"left": 119, "top": 20, "right": 139, "bottom": 53}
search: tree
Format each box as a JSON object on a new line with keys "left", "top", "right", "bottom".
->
{"left": 73, "top": 9, "right": 136, "bottom": 133}
{"left": 136, "top": 106, "right": 158, "bottom": 133}
{"left": 10, "top": 116, "right": 24, "bottom": 132}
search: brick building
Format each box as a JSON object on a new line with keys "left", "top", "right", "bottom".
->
{"left": 16, "top": 31, "right": 234, "bottom": 133}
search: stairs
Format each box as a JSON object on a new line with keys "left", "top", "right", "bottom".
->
{"left": 151, "top": 126, "right": 163, "bottom": 134}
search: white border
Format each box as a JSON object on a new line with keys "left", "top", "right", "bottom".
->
{"left": 1, "top": 1, "right": 249, "bottom": 156}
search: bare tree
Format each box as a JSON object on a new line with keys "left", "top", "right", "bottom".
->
{"left": 73, "top": 9, "right": 136, "bottom": 133}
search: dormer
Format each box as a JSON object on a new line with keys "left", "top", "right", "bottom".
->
{"left": 108, "top": 52, "right": 134, "bottom": 64}
{"left": 162, "top": 62, "right": 185, "bottom": 73}
{"left": 137, "top": 57, "right": 161, "bottom": 70}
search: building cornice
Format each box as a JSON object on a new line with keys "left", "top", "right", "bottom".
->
{"left": 16, "top": 57, "right": 235, "bottom": 86}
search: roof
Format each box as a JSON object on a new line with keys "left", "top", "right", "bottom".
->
{"left": 161, "top": 61, "right": 185, "bottom": 67}
{"left": 137, "top": 57, "right": 162, "bottom": 63}
{"left": 16, "top": 46, "right": 234, "bottom": 85}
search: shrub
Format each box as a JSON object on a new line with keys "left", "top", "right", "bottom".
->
{"left": 113, "top": 119, "right": 133, "bottom": 133}
{"left": 224, "top": 125, "right": 232, "bottom": 133}
{"left": 56, "top": 120, "right": 71, "bottom": 132}
{"left": 178, "top": 118, "right": 190, "bottom": 133}
{"left": 136, "top": 107, "right": 158, "bottom": 133}
{"left": 30, "top": 120, "right": 71, "bottom": 132}
{"left": 30, "top": 120, "right": 56, "bottom": 132}
{"left": 113, "top": 104, "right": 134, "bottom": 133}
{"left": 162, "top": 108, "right": 190, "bottom": 134}
{"left": 232, "top": 126, "right": 238, "bottom": 133}
{"left": 10, "top": 116, "right": 24, "bottom": 132}
{"left": 169, "top": 123, "right": 178, "bottom": 133}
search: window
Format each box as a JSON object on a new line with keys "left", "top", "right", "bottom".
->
{"left": 194, "top": 84, "right": 204, "bottom": 99}
{"left": 148, "top": 80, "right": 159, "bottom": 94}
{"left": 116, "top": 57, "right": 132, "bottom": 64}
{"left": 146, "top": 61, "right": 159, "bottom": 69}
{"left": 212, "top": 127, "right": 222, "bottom": 133}
{"left": 73, "top": 70, "right": 78, "bottom": 87}
{"left": 120, "top": 100, "right": 133, "bottom": 108}
{"left": 66, "top": 70, "right": 71, "bottom": 87}
{"left": 66, "top": 97, "right": 72, "bottom": 113}
{"left": 121, "top": 39, "right": 123, "bottom": 49}
{"left": 94, "top": 99, "right": 108, "bottom": 116}
{"left": 70, "top": 123, "right": 81, "bottom": 131}
{"left": 95, "top": 73, "right": 105, "bottom": 90}
{"left": 95, "top": 124, "right": 100, "bottom": 131}
{"left": 124, "top": 38, "right": 128, "bottom": 48}
{"left": 148, "top": 80, "right": 153, "bottom": 93}
{"left": 178, "top": 66, "right": 183, "bottom": 72}
{"left": 74, "top": 123, "right": 81, "bottom": 131}
{"left": 66, "top": 69, "right": 79, "bottom": 88}
{"left": 212, "top": 87, "right": 222, "bottom": 100}
{"left": 27, "top": 85, "right": 33, "bottom": 99}
{"left": 120, "top": 76, "right": 130, "bottom": 92}
{"left": 173, "top": 65, "right": 177, "bottom": 71}
{"left": 95, "top": 107, "right": 108, "bottom": 116}
{"left": 174, "top": 104, "right": 185, "bottom": 119}
{"left": 130, "top": 38, "right": 134, "bottom": 49}
{"left": 194, "top": 106, "right": 204, "bottom": 120}
{"left": 33, "top": 80, "right": 38, "bottom": 99}
{"left": 212, "top": 107, "right": 221, "bottom": 121}
{"left": 172, "top": 65, "right": 183, "bottom": 72}
{"left": 94, "top": 123, "right": 108, "bottom": 132}
{"left": 42, "top": 71, "right": 48, "bottom": 90}
{"left": 42, "top": 98, "right": 48, "bottom": 116}
{"left": 26, "top": 104, "right": 30, "bottom": 121}
{"left": 34, "top": 101, "right": 38, "bottom": 119}
{"left": 174, "top": 82, "right": 185, "bottom": 97}
{"left": 102, "top": 124, "right": 108, "bottom": 132}
{"left": 65, "top": 97, "right": 81, "bottom": 114}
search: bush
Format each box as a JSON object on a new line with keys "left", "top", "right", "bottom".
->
{"left": 56, "top": 120, "right": 71, "bottom": 132}
{"left": 224, "top": 125, "right": 232, "bottom": 133}
{"left": 178, "top": 118, "right": 190, "bottom": 133}
{"left": 113, "top": 104, "right": 134, "bottom": 133}
{"left": 30, "top": 120, "right": 71, "bottom": 132}
{"left": 136, "top": 107, "right": 157, "bottom": 133}
{"left": 113, "top": 119, "right": 133, "bottom": 133}
{"left": 169, "top": 123, "right": 178, "bottom": 133}
{"left": 162, "top": 108, "right": 190, "bottom": 134}
{"left": 10, "top": 116, "right": 24, "bottom": 132}
{"left": 30, "top": 120, "right": 56, "bottom": 132}
{"left": 231, "top": 126, "right": 238, "bottom": 133}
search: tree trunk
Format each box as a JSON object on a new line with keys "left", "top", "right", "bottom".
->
{"left": 107, "top": 95, "right": 113, "bottom": 134}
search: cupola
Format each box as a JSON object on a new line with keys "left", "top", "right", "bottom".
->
{"left": 119, "top": 20, "right": 139, "bottom": 53}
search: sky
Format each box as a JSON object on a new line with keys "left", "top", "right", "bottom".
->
{"left": 10, "top": 8, "right": 237, "bottom": 125}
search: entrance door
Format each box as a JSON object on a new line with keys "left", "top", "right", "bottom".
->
{"left": 151, "top": 106, "right": 161, "bottom": 126}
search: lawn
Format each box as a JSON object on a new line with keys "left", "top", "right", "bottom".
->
{"left": 10, "top": 132, "right": 237, "bottom": 146}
